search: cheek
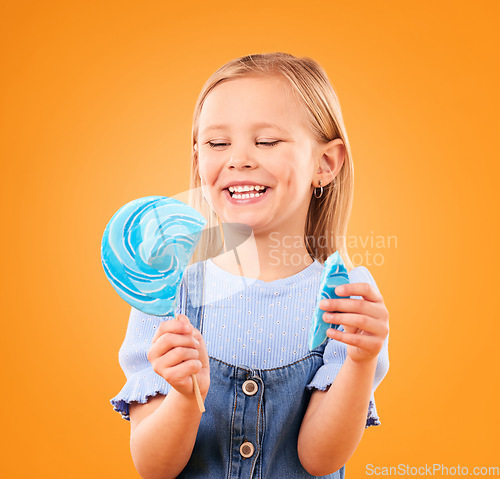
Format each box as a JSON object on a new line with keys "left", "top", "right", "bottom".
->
{"left": 197, "top": 155, "right": 216, "bottom": 184}
{"left": 277, "top": 158, "right": 310, "bottom": 188}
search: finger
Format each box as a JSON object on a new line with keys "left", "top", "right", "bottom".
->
{"left": 154, "top": 346, "right": 200, "bottom": 370}
{"left": 149, "top": 332, "right": 199, "bottom": 361}
{"left": 152, "top": 319, "right": 192, "bottom": 344}
{"left": 327, "top": 328, "right": 383, "bottom": 351}
{"left": 162, "top": 359, "right": 203, "bottom": 384}
{"left": 342, "top": 324, "right": 359, "bottom": 336}
{"left": 333, "top": 282, "right": 383, "bottom": 303}
{"left": 323, "top": 312, "right": 387, "bottom": 336}
{"left": 319, "top": 297, "right": 384, "bottom": 319}
{"left": 191, "top": 328, "right": 210, "bottom": 368}
{"left": 176, "top": 314, "right": 192, "bottom": 325}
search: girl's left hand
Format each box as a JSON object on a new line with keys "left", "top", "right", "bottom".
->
{"left": 319, "top": 282, "right": 389, "bottom": 364}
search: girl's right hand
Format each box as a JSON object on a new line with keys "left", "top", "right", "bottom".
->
{"left": 147, "top": 314, "right": 210, "bottom": 399}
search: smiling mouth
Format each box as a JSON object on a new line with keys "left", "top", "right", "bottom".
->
{"left": 225, "top": 185, "right": 269, "bottom": 199}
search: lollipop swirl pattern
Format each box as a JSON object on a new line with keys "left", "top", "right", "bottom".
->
{"left": 308, "top": 251, "right": 350, "bottom": 350}
{"left": 101, "top": 196, "right": 207, "bottom": 316}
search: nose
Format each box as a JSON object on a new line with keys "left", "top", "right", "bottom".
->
{"left": 227, "top": 145, "right": 257, "bottom": 170}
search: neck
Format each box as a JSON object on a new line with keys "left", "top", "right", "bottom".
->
{"left": 212, "top": 223, "right": 314, "bottom": 282}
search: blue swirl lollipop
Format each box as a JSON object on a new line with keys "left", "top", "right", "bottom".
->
{"left": 101, "top": 196, "right": 206, "bottom": 317}
{"left": 101, "top": 196, "right": 207, "bottom": 412}
{"left": 308, "top": 251, "right": 350, "bottom": 350}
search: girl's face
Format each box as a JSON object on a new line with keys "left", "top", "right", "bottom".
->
{"left": 197, "top": 75, "right": 320, "bottom": 237}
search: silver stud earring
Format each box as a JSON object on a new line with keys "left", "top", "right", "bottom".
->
{"left": 314, "top": 180, "right": 323, "bottom": 198}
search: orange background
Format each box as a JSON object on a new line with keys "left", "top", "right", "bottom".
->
{"left": 2, "top": 1, "right": 499, "bottom": 477}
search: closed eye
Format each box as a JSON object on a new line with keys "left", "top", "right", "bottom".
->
{"left": 208, "top": 140, "right": 282, "bottom": 149}
{"left": 208, "top": 142, "right": 230, "bottom": 149}
{"left": 256, "top": 140, "right": 281, "bottom": 147}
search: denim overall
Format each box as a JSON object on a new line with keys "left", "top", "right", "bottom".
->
{"left": 178, "top": 261, "right": 344, "bottom": 479}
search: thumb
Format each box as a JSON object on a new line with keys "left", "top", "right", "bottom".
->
{"left": 343, "top": 325, "right": 358, "bottom": 335}
{"left": 176, "top": 313, "right": 192, "bottom": 325}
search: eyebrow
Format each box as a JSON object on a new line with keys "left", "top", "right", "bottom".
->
{"left": 200, "top": 122, "right": 288, "bottom": 135}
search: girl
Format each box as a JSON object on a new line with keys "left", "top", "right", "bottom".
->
{"left": 111, "top": 52, "right": 390, "bottom": 478}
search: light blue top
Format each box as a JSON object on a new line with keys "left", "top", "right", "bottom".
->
{"left": 111, "top": 258, "right": 389, "bottom": 425}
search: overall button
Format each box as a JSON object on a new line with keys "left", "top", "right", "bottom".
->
{"left": 240, "top": 441, "right": 255, "bottom": 458}
{"left": 242, "top": 379, "right": 258, "bottom": 396}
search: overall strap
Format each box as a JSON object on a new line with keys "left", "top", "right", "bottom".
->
{"left": 184, "top": 260, "right": 206, "bottom": 332}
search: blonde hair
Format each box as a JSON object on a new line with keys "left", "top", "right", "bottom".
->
{"left": 188, "top": 52, "right": 355, "bottom": 271}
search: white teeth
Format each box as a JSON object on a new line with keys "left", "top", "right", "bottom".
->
{"left": 227, "top": 184, "right": 268, "bottom": 200}
{"left": 228, "top": 185, "right": 266, "bottom": 193}
{"left": 232, "top": 192, "right": 264, "bottom": 199}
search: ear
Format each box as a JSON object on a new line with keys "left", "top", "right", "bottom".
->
{"left": 313, "top": 138, "right": 345, "bottom": 188}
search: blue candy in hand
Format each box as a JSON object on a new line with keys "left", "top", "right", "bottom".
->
{"left": 308, "top": 251, "right": 350, "bottom": 350}
{"left": 101, "top": 196, "right": 207, "bottom": 316}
